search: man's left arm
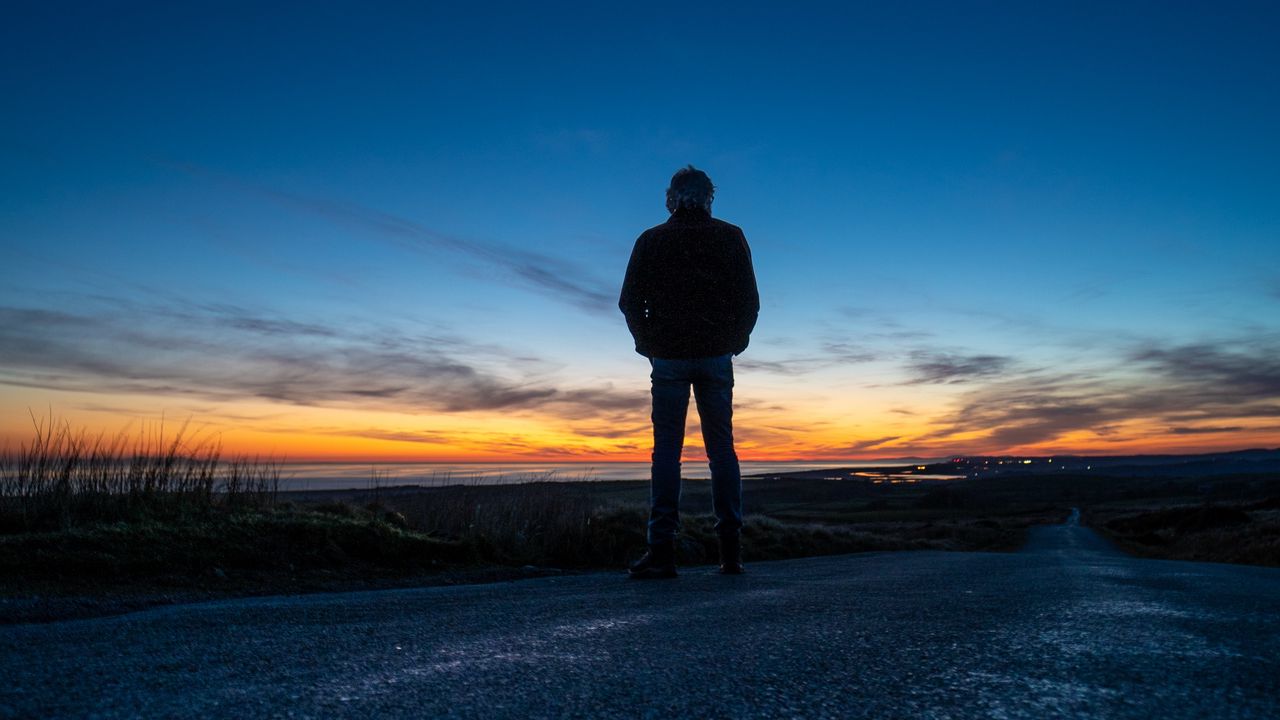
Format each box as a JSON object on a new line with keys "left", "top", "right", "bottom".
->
{"left": 732, "top": 230, "right": 760, "bottom": 354}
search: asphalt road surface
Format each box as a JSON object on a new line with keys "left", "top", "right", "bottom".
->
{"left": 3, "top": 512, "right": 1278, "bottom": 719}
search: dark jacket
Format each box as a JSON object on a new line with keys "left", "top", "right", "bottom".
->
{"left": 619, "top": 207, "right": 760, "bottom": 359}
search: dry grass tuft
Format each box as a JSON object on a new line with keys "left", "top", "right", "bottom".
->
{"left": 0, "top": 413, "right": 279, "bottom": 532}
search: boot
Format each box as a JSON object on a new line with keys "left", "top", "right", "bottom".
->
{"left": 628, "top": 539, "right": 677, "bottom": 580}
{"left": 718, "top": 533, "right": 744, "bottom": 575}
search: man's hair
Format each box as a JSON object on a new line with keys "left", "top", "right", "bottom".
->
{"left": 666, "top": 165, "right": 715, "bottom": 213}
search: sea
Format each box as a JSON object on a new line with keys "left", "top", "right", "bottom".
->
{"left": 277, "top": 460, "right": 917, "bottom": 491}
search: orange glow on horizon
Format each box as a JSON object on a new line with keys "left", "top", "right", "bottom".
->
{"left": 3, "top": 387, "right": 1277, "bottom": 464}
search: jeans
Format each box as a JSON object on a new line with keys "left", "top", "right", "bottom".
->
{"left": 647, "top": 353, "right": 743, "bottom": 544}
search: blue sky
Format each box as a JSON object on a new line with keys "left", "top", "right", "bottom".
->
{"left": 2, "top": 1, "right": 1278, "bottom": 459}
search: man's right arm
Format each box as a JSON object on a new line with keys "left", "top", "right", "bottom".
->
{"left": 619, "top": 235, "right": 652, "bottom": 352}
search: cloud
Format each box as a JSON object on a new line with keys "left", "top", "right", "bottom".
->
{"left": 840, "top": 435, "right": 903, "bottom": 452}
{"left": 903, "top": 352, "right": 1012, "bottom": 384}
{"left": 900, "top": 378, "right": 1117, "bottom": 450}
{"left": 733, "top": 358, "right": 810, "bottom": 375}
{"left": 736, "top": 342, "right": 878, "bottom": 376}
{"left": 1132, "top": 342, "right": 1280, "bottom": 400}
{"left": 570, "top": 423, "right": 651, "bottom": 439}
{"left": 0, "top": 302, "right": 641, "bottom": 419}
{"left": 910, "top": 337, "right": 1280, "bottom": 450}
{"left": 1168, "top": 425, "right": 1245, "bottom": 435}
{"left": 270, "top": 188, "right": 618, "bottom": 314}
{"left": 166, "top": 163, "right": 616, "bottom": 314}
{"left": 314, "top": 428, "right": 460, "bottom": 445}
{"left": 252, "top": 422, "right": 596, "bottom": 457}
{"left": 199, "top": 304, "right": 337, "bottom": 338}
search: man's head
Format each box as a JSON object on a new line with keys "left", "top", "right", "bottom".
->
{"left": 665, "top": 165, "right": 715, "bottom": 214}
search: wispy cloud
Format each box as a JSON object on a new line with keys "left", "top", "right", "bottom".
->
{"left": 568, "top": 423, "right": 651, "bottom": 439}
{"left": 0, "top": 302, "right": 640, "bottom": 419}
{"left": 734, "top": 358, "right": 811, "bottom": 375}
{"left": 924, "top": 378, "right": 1108, "bottom": 448}
{"left": 199, "top": 305, "right": 337, "bottom": 338}
{"left": 266, "top": 188, "right": 618, "bottom": 314}
{"left": 840, "top": 435, "right": 904, "bottom": 453}
{"left": 167, "top": 162, "right": 616, "bottom": 314}
{"left": 736, "top": 342, "right": 879, "bottom": 376}
{"left": 909, "top": 336, "right": 1280, "bottom": 450}
{"left": 903, "top": 352, "right": 1012, "bottom": 384}
{"left": 1168, "top": 425, "right": 1245, "bottom": 435}
{"left": 316, "top": 428, "right": 462, "bottom": 446}
{"left": 1132, "top": 341, "right": 1280, "bottom": 399}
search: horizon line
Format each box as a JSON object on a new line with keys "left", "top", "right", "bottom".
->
{"left": 269, "top": 447, "right": 1280, "bottom": 464}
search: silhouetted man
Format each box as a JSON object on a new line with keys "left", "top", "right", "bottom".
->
{"left": 619, "top": 165, "right": 760, "bottom": 579}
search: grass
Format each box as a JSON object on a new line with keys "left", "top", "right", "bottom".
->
{"left": 291, "top": 476, "right": 1059, "bottom": 569}
{"left": 1, "top": 414, "right": 279, "bottom": 533}
{"left": 10, "top": 415, "right": 1278, "bottom": 623}
{"left": 0, "top": 416, "right": 1088, "bottom": 622}
{"left": 1089, "top": 499, "right": 1280, "bottom": 568}
{"left": 1, "top": 508, "right": 471, "bottom": 578}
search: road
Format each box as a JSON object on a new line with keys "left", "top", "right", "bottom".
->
{"left": 2, "top": 513, "right": 1278, "bottom": 719}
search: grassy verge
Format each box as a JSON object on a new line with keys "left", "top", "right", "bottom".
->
{"left": 1087, "top": 499, "right": 1280, "bottom": 567}
{"left": 0, "top": 475, "right": 1062, "bottom": 623}
{"left": 0, "top": 418, "right": 1072, "bottom": 623}
{"left": 0, "top": 486, "right": 1052, "bottom": 603}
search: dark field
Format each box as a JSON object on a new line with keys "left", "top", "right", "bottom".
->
{"left": 4, "top": 444, "right": 1279, "bottom": 623}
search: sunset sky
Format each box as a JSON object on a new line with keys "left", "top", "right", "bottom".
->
{"left": 3, "top": 2, "right": 1279, "bottom": 462}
